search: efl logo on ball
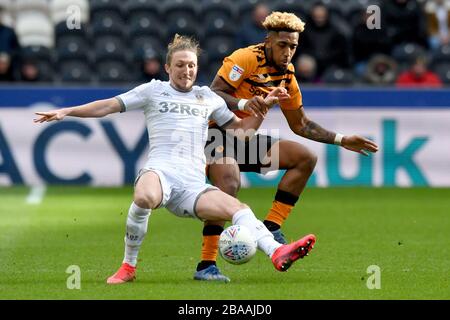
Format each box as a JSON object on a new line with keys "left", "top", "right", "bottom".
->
{"left": 219, "top": 225, "right": 257, "bottom": 265}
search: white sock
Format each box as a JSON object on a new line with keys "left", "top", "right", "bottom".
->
{"left": 232, "top": 208, "right": 282, "bottom": 257}
{"left": 123, "top": 202, "right": 151, "bottom": 267}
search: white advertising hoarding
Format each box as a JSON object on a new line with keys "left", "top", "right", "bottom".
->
{"left": 0, "top": 107, "right": 449, "bottom": 187}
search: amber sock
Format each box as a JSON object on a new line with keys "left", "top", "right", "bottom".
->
{"left": 264, "top": 190, "right": 299, "bottom": 230}
{"left": 196, "top": 224, "right": 223, "bottom": 271}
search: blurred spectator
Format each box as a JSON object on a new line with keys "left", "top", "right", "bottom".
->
{"left": 364, "top": 54, "right": 398, "bottom": 85}
{"left": 235, "top": 2, "right": 269, "bottom": 48}
{"left": 0, "top": 6, "right": 20, "bottom": 80}
{"left": 382, "top": 0, "right": 428, "bottom": 49}
{"left": 396, "top": 55, "right": 442, "bottom": 87}
{"left": 425, "top": 0, "right": 450, "bottom": 50}
{"left": 297, "top": 2, "right": 349, "bottom": 77}
{"left": 140, "top": 50, "right": 165, "bottom": 82}
{"left": 294, "top": 54, "right": 321, "bottom": 83}
{"left": 352, "top": 10, "right": 392, "bottom": 77}
{"left": 19, "top": 59, "right": 40, "bottom": 82}
{"left": 0, "top": 6, "right": 19, "bottom": 55}
{"left": 0, "top": 52, "right": 13, "bottom": 81}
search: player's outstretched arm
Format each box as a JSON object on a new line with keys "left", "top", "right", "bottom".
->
{"left": 282, "top": 107, "right": 379, "bottom": 156}
{"left": 33, "top": 98, "right": 122, "bottom": 123}
{"left": 339, "top": 135, "right": 379, "bottom": 156}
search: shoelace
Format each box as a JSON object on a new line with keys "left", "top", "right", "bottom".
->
{"left": 207, "top": 267, "right": 220, "bottom": 275}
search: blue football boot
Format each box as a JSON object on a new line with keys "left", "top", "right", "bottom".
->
{"left": 271, "top": 229, "right": 287, "bottom": 244}
{"left": 193, "top": 265, "right": 230, "bottom": 283}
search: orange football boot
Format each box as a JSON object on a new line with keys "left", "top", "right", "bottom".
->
{"left": 106, "top": 263, "right": 136, "bottom": 284}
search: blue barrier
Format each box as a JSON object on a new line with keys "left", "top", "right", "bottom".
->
{"left": 1, "top": 86, "right": 449, "bottom": 108}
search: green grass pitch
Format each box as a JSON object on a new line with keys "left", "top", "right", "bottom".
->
{"left": 0, "top": 186, "right": 449, "bottom": 300}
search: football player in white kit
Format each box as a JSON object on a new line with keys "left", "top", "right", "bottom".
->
{"left": 34, "top": 35, "right": 316, "bottom": 284}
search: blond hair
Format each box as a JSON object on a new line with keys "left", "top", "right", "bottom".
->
{"left": 262, "top": 11, "right": 305, "bottom": 33}
{"left": 166, "top": 34, "right": 201, "bottom": 65}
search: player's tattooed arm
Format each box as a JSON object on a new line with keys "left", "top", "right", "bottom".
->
{"left": 282, "top": 107, "right": 379, "bottom": 155}
{"left": 297, "top": 119, "right": 336, "bottom": 144}
{"left": 282, "top": 107, "right": 335, "bottom": 144}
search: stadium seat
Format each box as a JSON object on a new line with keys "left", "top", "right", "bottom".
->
{"left": 59, "top": 60, "right": 92, "bottom": 83}
{"left": 21, "top": 45, "right": 53, "bottom": 63}
{"left": 56, "top": 36, "right": 90, "bottom": 62}
{"left": 203, "top": 16, "right": 236, "bottom": 38}
{"left": 97, "top": 61, "right": 130, "bottom": 83}
{"left": 330, "top": 14, "right": 353, "bottom": 41}
{"left": 94, "top": 36, "right": 127, "bottom": 63}
{"left": 90, "top": 12, "right": 125, "bottom": 38}
{"left": 54, "top": 21, "right": 89, "bottom": 42}
{"left": 131, "top": 35, "right": 165, "bottom": 61}
{"left": 29, "top": 60, "right": 55, "bottom": 82}
{"left": 199, "top": 0, "right": 236, "bottom": 22}
{"left": 15, "top": 12, "right": 54, "bottom": 48}
{"left": 271, "top": 0, "right": 308, "bottom": 20}
{"left": 165, "top": 13, "right": 199, "bottom": 42}
{"left": 431, "top": 45, "right": 450, "bottom": 65}
{"left": 391, "top": 43, "right": 427, "bottom": 65}
{"left": 238, "top": 0, "right": 267, "bottom": 22}
{"left": 125, "top": 0, "right": 160, "bottom": 16}
{"left": 128, "top": 12, "right": 163, "bottom": 40}
{"left": 50, "top": 0, "right": 90, "bottom": 25}
{"left": 324, "top": 0, "right": 348, "bottom": 20}
{"left": 433, "top": 63, "right": 450, "bottom": 84}
{"left": 161, "top": 0, "right": 198, "bottom": 22}
{"left": 204, "top": 36, "right": 234, "bottom": 62}
{"left": 90, "top": 0, "right": 123, "bottom": 20}
{"left": 322, "top": 67, "right": 355, "bottom": 84}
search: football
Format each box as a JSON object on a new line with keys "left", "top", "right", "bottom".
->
{"left": 219, "top": 225, "right": 257, "bottom": 265}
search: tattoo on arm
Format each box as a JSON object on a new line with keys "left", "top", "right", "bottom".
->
{"left": 298, "top": 120, "right": 335, "bottom": 144}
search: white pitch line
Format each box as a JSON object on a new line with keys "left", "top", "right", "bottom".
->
{"left": 26, "top": 185, "right": 47, "bottom": 205}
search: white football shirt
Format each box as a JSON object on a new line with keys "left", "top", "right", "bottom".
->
{"left": 116, "top": 79, "right": 234, "bottom": 182}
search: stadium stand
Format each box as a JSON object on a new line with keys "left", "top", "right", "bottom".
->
{"left": 59, "top": 59, "right": 92, "bottom": 82}
{"left": 0, "top": 0, "right": 448, "bottom": 85}
{"left": 322, "top": 67, "right": 355, "bottom": 84}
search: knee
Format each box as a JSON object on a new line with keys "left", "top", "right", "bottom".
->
{"left": 227, "top": 202, "right": 249, "bottom": 220}
{"left": 297, "top": 149, "right": 317, "bottom": 174}
{"left": 215, "top": 174, "right": 240, "bottom": 197}
{"left": 133, "top": 189, "right": 160, "bottom": 209}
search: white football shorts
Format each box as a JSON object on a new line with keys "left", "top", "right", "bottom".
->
{"left": 135, "top": 167, "right": 218, "bottom": 220}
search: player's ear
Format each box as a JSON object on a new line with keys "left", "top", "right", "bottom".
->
{"left": 164, "top": 63, "right": 170, "bottom": 74}
{"left": 264, "top": 34, "right": 272, "bottom": 49}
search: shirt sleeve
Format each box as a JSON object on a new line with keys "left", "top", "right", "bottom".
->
{"left": 210, "top": 94, "right": 235, "bottom": 127}
{"left": 115, "top": 80, "right": 154, "bottom": 112}
{"left": 217, "top": 48, "right": 255, "bottom": 89}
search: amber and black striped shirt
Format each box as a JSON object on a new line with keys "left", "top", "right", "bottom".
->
{"left": 217, "top": 43, "right": 303, "bottom": 119}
